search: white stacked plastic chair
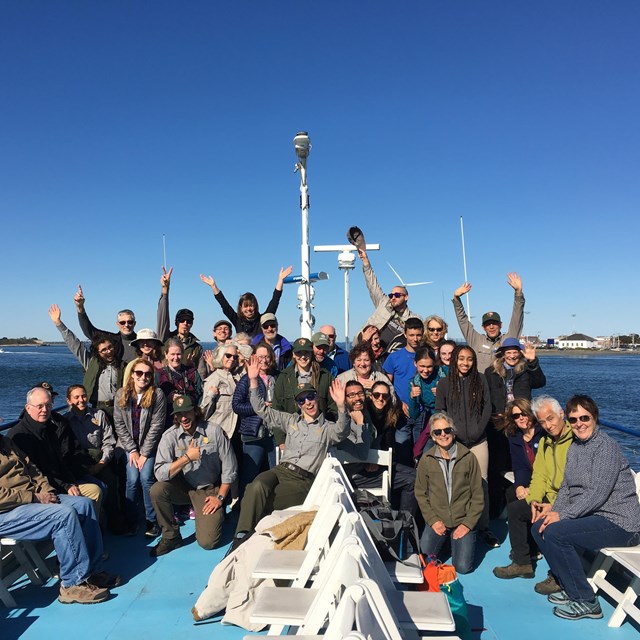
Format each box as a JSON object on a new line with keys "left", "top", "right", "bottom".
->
{"left": 587, "top": 469, "right": 640, "bottom": 627}
{"left": 0, "top": 538, "right": 53, "bottom": 608}
{"left": 333, "top": 447, "right": 392, "bottom": 501}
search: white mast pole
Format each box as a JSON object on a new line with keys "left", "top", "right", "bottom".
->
{"left": 460, "top": 216, "right": 471, "bottom": 319}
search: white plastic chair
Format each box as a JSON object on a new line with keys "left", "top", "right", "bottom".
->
{"left": 333, "top": 448, "right": 392, "bottom": 501}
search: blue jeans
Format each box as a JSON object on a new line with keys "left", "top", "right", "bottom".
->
{"left": 0, "top": 495, "right": 102, "bottom": 587}
{"left": 421, "top": 524, "right": 477, "bottom": 574}
{"left": 532, "top": 515, "right": 639, "bottom": 602}
{"left": 241, "top": 436, "right": 276, "bottom": 492}
{"left": 125, "top": 452, "right": 156, "bottom": 524}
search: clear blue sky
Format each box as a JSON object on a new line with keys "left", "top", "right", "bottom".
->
{"left": 2, "top": 1, "right": 639, "bottom": 343}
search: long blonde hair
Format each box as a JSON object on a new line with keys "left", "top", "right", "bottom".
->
{"left": 119, "top": 358, "right": 156, "bottom": 409}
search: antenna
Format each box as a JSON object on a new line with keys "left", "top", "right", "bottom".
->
{"left": 460, "top": 216, "right": 471, "bottom": 318}
{"left": 162, "top": 234, "right": 167, "bottom": 271}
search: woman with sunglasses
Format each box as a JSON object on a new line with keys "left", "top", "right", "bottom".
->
{"left": 530, "top": 395, "right": 640, "bottom": 621}
{"left": 423, "top": 315, "right": 448, "bottom": 355}
{"left": 200, "top": 344, "right": 240, "bottom": 437}
{"left": 435, "top": 345, "right": 495, "bottom": 546}
{"left": 415, "top": 412, "right": 484, "bottom": 574}
{"left": 232, "top": 342, "right": 279, "bottom": 491}
{"left": 157, "top": 338, "right": 202, "bottom": 427}
{"left": 336, "top": 344, "right": 393, "bottom": 393}
{"left": 199, "top": 266, "right": 293, "bottom": 338}
{"left": 114, "top": 358, "right": 167, "bottom": 537}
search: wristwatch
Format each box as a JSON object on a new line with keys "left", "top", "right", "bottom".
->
{"left": 217, "top": 494, "right": 225, "bottom": 502}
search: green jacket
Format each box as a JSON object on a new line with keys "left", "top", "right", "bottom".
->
{"left": 525, "top": 424, "right": 573, "bottom": 505}
{"left": 415, "top": 442, "right": 484, "bottom": 530}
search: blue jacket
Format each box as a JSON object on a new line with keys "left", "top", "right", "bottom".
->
{"left": 232, "top": 374, "right": 269, "bottom": 438}
{"left": 328, "top": 345, "right": 351, "bottom": 374}
{"left": 508, "top": 424, "right": 544, "bottom": 488}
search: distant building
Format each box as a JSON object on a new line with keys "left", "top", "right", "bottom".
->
{"left": 596, "top": 336, "right": 612, "bottom": 350}
{"left": 556, "top": 333, "right": 598, "bottom": 349}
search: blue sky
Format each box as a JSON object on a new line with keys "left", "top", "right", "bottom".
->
{"left": 1, "top": 1, "right": 639, "bottom": 344}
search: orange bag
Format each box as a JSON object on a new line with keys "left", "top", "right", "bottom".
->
{"left": 418, "top": 554, "right": 457, "bottom": 592}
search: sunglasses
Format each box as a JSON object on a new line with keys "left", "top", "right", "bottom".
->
{"left": 262, "top": 323, "right": 277, "bottom": 330}
{"left": 296, "top": 392, "right": 317, "bottom": 405}
{"left": 432, "top": 427, "right": 454, "bottom": 437}
{"left": 119, "top": 320, "right": 135, "bottom": 326}
{"left": 224, "top": 353, "right": 239, "bottom": 359}
{"left": 325, "top": 334, "right": 336, "bottom": 339}
{"left": 133, "top": 370, "right": 153, "bottom": 379}
{"left": 295, "top": 351, "right": 312, "bottom": 358}
{"left": 388, "top": 292, "right": 405, "bottom": 299}
{"left": 427, "top": 326, "right": 443, "bottom": 332}
{"left": 511, "top": 412, "right": 525, "bottom": 419}
{"left": 178, "top": 319, "right": 193, "bottom": 325}
{"left": 568, "top": 415, "right": 592, "bottom": 425}
{"left": 371, "top": 391, "right": 390, "bottom": 400}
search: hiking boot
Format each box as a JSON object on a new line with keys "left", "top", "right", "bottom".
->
{"left": 58, "top": 581, "right": 109, "bottom": 604}
{"left": 553, "top": 598, "right": 603, "bottom": 621}
{"left": 150, "top": 536, "right": 183, "bottom": 557}
{"left": 534, "top": 573, "right": 562, "bottom": 595}
{"left": 547, "top": 590, "right": 570, "bottom": 605}
{"left": 479, "top": 529, "right": 501, "bottom": 548}
{"left": 493, "top": 562, "right": 534, "bottom": 579}
{"left": 88, "top": 571, "right": 122, "bottom": 589}
{"left": 145, "top": 520, "right": 161, "bottom": 538}
{"left": 191, "top": 606, "right": 202, "bottom": 622}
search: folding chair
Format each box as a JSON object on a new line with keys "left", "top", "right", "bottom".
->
{"left": 333, "top": 447, "right": 393, "bottom": 501}
{"left": 0, "top": 538, "right": 53, "bottom": 608}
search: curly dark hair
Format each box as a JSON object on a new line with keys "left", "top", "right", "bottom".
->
{"left": 447, "top": 345, "right": 485, "bottom": 419}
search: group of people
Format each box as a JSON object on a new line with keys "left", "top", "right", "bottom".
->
{"left": 0, "top": 248, "right": 638, "bottom": 623}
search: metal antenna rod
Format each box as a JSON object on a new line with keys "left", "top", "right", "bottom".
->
{"left": 460, "top": 216, "right": 471, "bottom": 319}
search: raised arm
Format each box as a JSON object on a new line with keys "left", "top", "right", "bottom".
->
{"left": 49, "top": 304, "right": 91, "bottom": 370}
{"left": 157, "top": 266, "right": 173, "bottom": 342}
{"left": 200, "top": 274, "right": 239, "bottom": 327}
{"left": 452, "top": 282, "right": 481, "bottom": 344}
{"left": 505, "top": 272, "right": 525, "bottom": 339}
{"left": 357, "top": 248, "right": 386, "bottom": 308}
{"left": 264, "top": 265, "right": 292, "bottom": 315}
{"left": 74, "top": 284, "right": 103, "bottom": 340}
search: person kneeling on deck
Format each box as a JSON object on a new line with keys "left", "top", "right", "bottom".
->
{"left": 149, "top": 395, "right": 238, "bottom": 557}
{"left": 0, "top": 434, "right": 119, "bottom": 604}
{"left": 232, "top": 356, "right": 351, "bottom": 548}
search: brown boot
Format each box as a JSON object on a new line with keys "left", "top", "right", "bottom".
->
{"left": 58, "top": 581, "right": 109, "bottom": 604}
{"left": 493, "top": 562, "right": 534, "bottom": 579}
{"left": 535, "top": 573, "right": 562, "bottom": 594}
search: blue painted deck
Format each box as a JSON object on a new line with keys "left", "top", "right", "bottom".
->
{"left": 2, "top": 516, "right": 639, "bottom": 640}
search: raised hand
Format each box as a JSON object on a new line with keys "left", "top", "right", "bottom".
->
{"left": 200, "top": 274, "right": 220, "bottom": 294}
{"left": 454, "top": 282, "right": 472, "bottom": 298}
{"left": 329, "top": 379, "right": 346, "bottom": 409}
{"left": 357, "top": 248, "right": 369, "bottom": 265}
{"left": 74, "top": 284, "right": 85, "bottom": 311}
{"left": 278, "top": 265, "right": 293, "bottom": 282}
{"left": 160, "top": 266, "right": 173, "bottom": 292}
{"left": 507, "top": 272, "right": 522, "bottom": 294}
{"left": 48, "top": 304, "right": 62, "bottom": 326}
{"left": 361, "top": 325, "right": 377, "bottom": 342}
{"left": 522, "top": 342, "right": 536, "bottom": 361}
{"left": 246, "top": 354, "right": 261, "bottom": 380}
{"left": 409, "top": 382, "right": 421, "bottom": 399}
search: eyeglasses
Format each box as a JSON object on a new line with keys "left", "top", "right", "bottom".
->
{"left": 568, "top": 415, "right": 592, "bottom": 425}
{"left": 256, "top": 355, "right": 270, "bottom": 361}
{"left": 118, "top": 320, "right": 135, "bottom": 326}
{"left": 427, "top": 326, "right": 443, "bottom": 332}
{"left": 29, "top": 402, "right": 53, "bottom": 411}
{"left": 98, "top": 346, "right": 114, "bottom": 354}
{"left": 432, "top": 427, "right": 454, "bottom": 437}
{"left": 388, "top": 292, "right": 405, "bottom": 299}
{"left": 262, "top": 323, "right": 277, "bottom": 330}
{"left": 296, "top": 392, "right": 317, "bottom": 405}
{"left": 511, "top": 412, "right": 525, "bottom": 419}
{"left": 371, "top": 392, "right": 390, "bottom": 401}
{"left": 224, "top": 353, "right": 239, "bottom": 360}
{"left": 133, "top": 370, "right": 153, "bottom": 379}
{"left": 346, "top": 391, "right": 365, "bottom": 399}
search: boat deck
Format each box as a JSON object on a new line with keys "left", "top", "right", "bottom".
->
{"left": 2, "top": 516, "right": 639, "bottom": 639}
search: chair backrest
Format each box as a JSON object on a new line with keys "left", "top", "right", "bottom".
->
{"left": 357, "top": 579, "right": 413, "bottom": 640}
{"left": 334, "top": 448, "right": 393, "bottom": 500}
{"left": 302, "top": 457, "right": 353, "bottom": 509}
{"left": 633, "top": 470, "right": 640, "bottom": 502}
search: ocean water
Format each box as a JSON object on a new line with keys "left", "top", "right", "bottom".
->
{"left": 1, "top": 346, "right": 638, "bottom": 468}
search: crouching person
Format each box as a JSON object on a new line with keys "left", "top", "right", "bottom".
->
{"left": 150, "top": 395, "right": 238, "bottom": 557}
{"left": 0, "top": 434, "right": 119, "bottom": 604}
{"left": 415, "top": 412, "right": 484, "bottom": 574}
{"left": 231, "top": 355, "right": 351, "bottom": 548}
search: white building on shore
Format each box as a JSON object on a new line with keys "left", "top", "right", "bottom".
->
{"left": 556, "top": 333, "right": 598, "bottom": 349}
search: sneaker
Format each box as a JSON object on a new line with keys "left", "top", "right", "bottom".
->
{"left": 479, "top": 529, "right": 501, "bottom": 548}
{"left": 535, "top": 573, "right": 562, "bottom": 595}
{"left": 145, "top": 520, "right": 161, "bottom": 538}
{"left": 553, "top": 598, "right": 603, "bottom": 621}
{"left": 548, "top": 590, "right": 570, "bottom": 605}
{"left": 88, "top": 571, "right": 122, "bottom": 589}
{"left": 191, "top": 606, "right": 202, "bottom": 622}
{"left": 150, "top": 536, "right": 183, "bottom": 557}
{"left": 493, "top": 562, "right": 534, "bottom": 579}
{"left": 58, "top": 581, "right": 109, "bottom": 604}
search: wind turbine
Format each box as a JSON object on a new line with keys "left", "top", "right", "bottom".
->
{"left": 387, "top": 262, "right": 433, "bottom": 287}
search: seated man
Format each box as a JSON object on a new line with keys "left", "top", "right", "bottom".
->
{"left": 9, "top": 387, "right": 103, "bottom": 514}
{"left": 0, "top": 434, "right": 119, "bottom": 604}
{"left": 150, "top": 395, "right": 238, "bottom": 557}
{"left": 232, "top": 356, "right": 351, "bottom": 544}
{"left": 250, "top": 313, "right": 293, "bottom": 372}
